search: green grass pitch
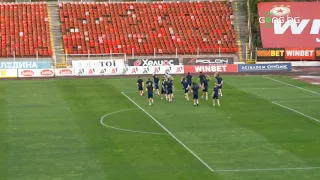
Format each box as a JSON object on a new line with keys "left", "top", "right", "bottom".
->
{"left": 0, "top": 75, "right": 320, "bottom": 180}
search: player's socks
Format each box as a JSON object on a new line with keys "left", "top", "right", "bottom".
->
{"left": 151, "top": 99, "right": 154, "bottom": 103}
{"left": 161, "top": 97, "right": 163, "bottom": 100}
{"left": 213, "top": 100, "right": 215, "bottom": 106}
{"left": 217, "top": 100, "right": 220, "bottom": 106}
{"left": 206, "top": 95, "right": 208, "bottom": 100}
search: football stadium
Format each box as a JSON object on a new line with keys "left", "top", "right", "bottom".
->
{"left": 0, "top": 0, "right": 320, "bottom": 179}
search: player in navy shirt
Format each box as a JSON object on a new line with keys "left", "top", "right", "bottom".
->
{"left": 201, "top": 76, "right": 211, "bottom": 100}
{"left": 199, "top": 72, "right": 205, "bottom": 86}
{"left": 146, "top": 78, "right": 153, "bottom": 86}
{"left": 160, "top": 79, "right": 167, "bottom": 100}
{"left": 145, "top": 81, "right": 154, "bottom": 105}
{"left": 212, "top": 83, "right": 220, "bottom": 106}
{"left": 186, "top": 72, "right": 192, "bottom": 86}
{"left": 181, "top": 78, "right": 190, "bottom": 100}
{"left": 153, "top": 75, "right": 160, "bottom": 95}
{"left": 214, "top": 72, "right": 223, "bottom": 96}
{"left": 166, "top": 78, "right": 174, "bottom": 102}
{"left": 191, "top": 82, "right": 200, "bottom": 106}
{"left": 137, "top": 76, "right": 144, "bottom": 96}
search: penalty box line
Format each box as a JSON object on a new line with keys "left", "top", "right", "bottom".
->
{"left": 272, "top": 101, "right": 320, "bottom": 124}
{"left": 264, "top": 76, "right": 320, "bottom": 96}
{"left": 121, "top": 92, "right": 215, "bottom": 173}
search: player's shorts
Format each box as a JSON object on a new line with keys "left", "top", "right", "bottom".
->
{"left": 184, "top": 89, "right": 189, "bottom": 94}
{"left": 187, "top": 81, "right": 192, "bottom": 86}
{"left": 213, "top": 94, "right": 219, "bottom": 99}
{"left": 161, "top": 89, "right": 166, "bottom": 94}
{"left": 193, "top": 94, "right": 198, "bottom": 99}
{"left": 219, "top": 85, "right": 222, "bottom": 89}
{"left": 202, "top": 87, "right": 208, "bottom": 92}
{"left": 138, "top": 86, "right": 143, "bottom": 91}
{"left": 148, "top": 93, "right": 153, "bottom": 99}
{"left": 155, "top": 84, "right": 159, "bottom": 89}
{"left": 167, "top": 88, "right": 173, "bottom": 94}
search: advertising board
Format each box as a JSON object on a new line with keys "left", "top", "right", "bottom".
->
{"left": 316, "top": 48, "right": 320, "bottom": 60}
{"left": 128, "top": 58, "right": 179, "bottom": 66}
{"left": 55, "top": 68, "right": 74, "bottom": 76}
{"left": 18, "top": 69, "right": 55, "bottom": 77}
{"left": 74, "top": 67, "right": 124, "bottom": 76}
{"left": 284, "top": 48, "right": 315, "bottom": 60}
{"left": 127, "top": 66, "right": 184, "bottom": 75}
{"left": 72, "top": 60, "right": 125, "bottom": 69}
{"left": 0, "top": 69, "right": 17, "bottom": 78}
{"left": 184, "top": 65, "right": 238, "bottom": 73}
{"left": 0, "top": 61, "right": 51, "bottom": 69}
{"left": 258, "top": 2, "right": 320, "bottom": 48}
{"left": 256, "top": 48, "right": 285, "bottom": 60}
{"left": 182, "top": 57, "right": 234, "bottom": 65}
{"left": 238, "top": 63, "right": 292, "bottom": 72}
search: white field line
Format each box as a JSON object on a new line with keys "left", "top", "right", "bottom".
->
{"left": 215, "top": 166, "right": 320, "bottom": 173}
{"left": 272, "top": 101, "right": 320, "bottom": 123}
{"left": 100, "top": 108, "right": 168, "bottom": 135}
{"left": 121, "top": 92, "right": 215, "bottom": 172}
{"left": 275, "top": 99, "right": 320, "bottom": 103}
{"left": 264, "top": 76, "right": 320, "bottom": 96}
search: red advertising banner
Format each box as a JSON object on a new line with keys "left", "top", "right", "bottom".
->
{"left": 285, "top": 48, "right": 315, "bottom": 60}
{"left": 184, "top": 65, "right": 238, "bottom": 73}
{"left": 258, "top": 2, "right": 320, "bottom": 48}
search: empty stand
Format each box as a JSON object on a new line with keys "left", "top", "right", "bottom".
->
{"left": 0, "top": 2, "right": 52, "bottom": 57}
{"left": 59, "top": 1, "right": 237, "bottom": 55}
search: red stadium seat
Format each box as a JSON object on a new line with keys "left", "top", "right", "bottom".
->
{"left": 59, "top": 1, "right": 237, "bottom": 55}
{"left": 0, "top": 2, "right": 52, "bottom": 57}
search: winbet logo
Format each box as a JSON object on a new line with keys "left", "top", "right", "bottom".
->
{"left": 259, "top": 6, "right": 300, "bottom": 28}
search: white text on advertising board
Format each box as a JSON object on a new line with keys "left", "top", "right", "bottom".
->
{"left": 194, "top": 66, "right": 227, "bottom": 72}
{"left": 286, "top": 50, "right": 314, "bottom": 57}
{"left": 0, "top": 62, "right": 41, "bottom": 69}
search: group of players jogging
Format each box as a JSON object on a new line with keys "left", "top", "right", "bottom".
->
{"left": 137, "top": 71, "right": 223, "bottom": 106}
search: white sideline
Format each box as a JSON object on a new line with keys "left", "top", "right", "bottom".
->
{"left": 121, "top": 92, "right": 215, "bottom": 172}
{"left": 264, "top": 76, "right": 320, "bottom": 96}
{"left": 272, "top": 101, "right": 320, "bottom": 124}
{"left": 215, "top": 166, "right": 320, "bottom": 173}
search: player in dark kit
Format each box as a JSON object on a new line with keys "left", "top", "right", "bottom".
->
{"left": 160, "top": 79, "right": 167, "bottom": 100}
{"left": 146, "top": 78, "right": 153, "bottom": 87}
{"left": 199, "top": 72, "right": 205, "bottom": 86}
{"left": 201, "top": 75, "right": 211, "bottom": 100}
{"left": 137, "top": 76, "right": 144, "bottom": 96}
{"left": 153, "top": 74, "right": 160, "bottom": 95}
{"left": 212, "top": 83, "right": 220, "bottom": 106}
{"left": 146, "top": 82, "right": 154, "bottom": 106}
{"left": 181, "top": 78, "right": 190, "bottom": 101}
{"left": 186, "top": 72, "right": 192, "bottom": 86}
{"left": 214, "top": 72, "right": 223, "bottom": 96}
{"left": 166, "top": 78, "right": 174, "bottom": 102}
{"left": 191, "top": 82, "right": 200, "bottom": 106}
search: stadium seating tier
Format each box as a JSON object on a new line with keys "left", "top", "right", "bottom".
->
{"left": 0, "top": 2, "right": 52, "bottom": 57}
{"left": 59, "top": 2, "right": 237, "bottom": 55}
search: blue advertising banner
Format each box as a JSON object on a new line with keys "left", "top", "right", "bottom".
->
{"left": 238, "top": 63, "right": 292, "bottom": 72}
{"left": 0, "top": 61, "right": 52, "bottom": 69}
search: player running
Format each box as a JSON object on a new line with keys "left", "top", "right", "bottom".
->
{"left": 137, "top": 76, "right": 144, "bottom": 96}
{"left": 212, "top": 83, "right": 220, "bottom": 106}
{"left": 191, "top": 82, "right": 200, "bottom": 106}
{"left": 199, "top": 72, "right": 205, "bottom": 86}
{"left": 166, "top": 78, "right": 174, "bottom": 102}
{"left": 214, "top": 72, "right": 223, "bottom": 96}
{"left": 146, "top": 81, "right": 154, "bottom": 106}
{"left": 160, "top": 79, "right": 167, "bottom": 100}
{"left": 186, "top": 72, "right": 192, "bottom": 86}
{"left": 181, "top": 78, "right": 190, "bottom": 100}
{"left": 201, "top": 75, "right": 211, "bottom": 100}
{"left": 153, "top": 74, "right": 160, "bottom": 95}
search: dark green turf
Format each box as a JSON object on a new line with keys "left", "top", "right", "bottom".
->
{"left": 0, "top": 75, "right": 319, "bottom": 180}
